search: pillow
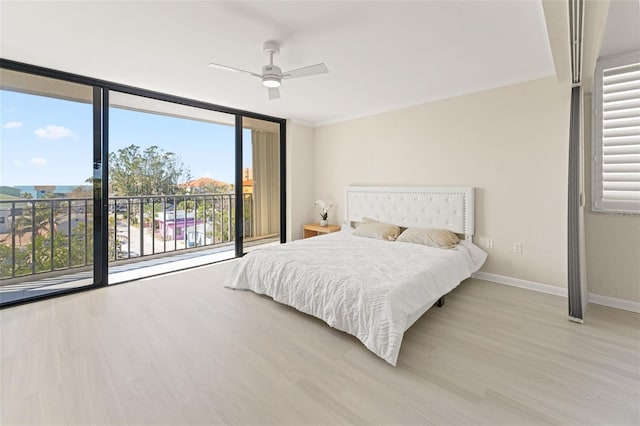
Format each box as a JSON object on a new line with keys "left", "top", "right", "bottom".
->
{"left": 340, "top": 222, "right": 354, "bottom": 232}
{"left": 353, "top": 222, "right": 401, "bottom": 241}
{"left": 362, "top": 217, "right": 407, "bottom": 233}
{"left": 396, "top": 227, "right": 460, "bottom": 249}
{"left": 362, "top": 217, "right": 380, "bottom": 224}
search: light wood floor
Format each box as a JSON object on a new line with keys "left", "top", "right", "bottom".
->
{"left": 1, "top": 260, "right": 638, "bottom": 425}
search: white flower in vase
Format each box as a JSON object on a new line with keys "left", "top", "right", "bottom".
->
{"left": 315, "top": 200, "right": 334, "bottom": 226}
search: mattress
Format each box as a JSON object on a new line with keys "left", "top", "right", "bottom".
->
{"left": 224, "top": 229, "right": 487, "bottom": 365}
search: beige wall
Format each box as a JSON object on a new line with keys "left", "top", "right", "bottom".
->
{"left": 583, "top": 94, "right": 640, "bottom": 303}
{"left": 284, "top": 0, "right": 637, "bottom": 304}
{"left": 286, "top": 121, "right": 316, "bottom": 241}
{"left": 311, "top": 76, "right": 571, "bottom": 288}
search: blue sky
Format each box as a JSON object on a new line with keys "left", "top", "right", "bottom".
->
{"left": 1, "top": 90, "right": 250, "bottom": 187}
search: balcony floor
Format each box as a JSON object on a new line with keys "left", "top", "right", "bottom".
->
{"left": 0, "top": 238, "right": 279, "bottom": 305}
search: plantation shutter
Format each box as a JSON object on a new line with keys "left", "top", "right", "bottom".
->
{"left": 593, "top": 51, "right": 640, "bottom": 213}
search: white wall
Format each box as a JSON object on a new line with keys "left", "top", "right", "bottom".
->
{"left": 286, "top": 121, "right": 316, "bottom": 241}
{"left": 311, "top": 76, "right": 571, "bottom": 288}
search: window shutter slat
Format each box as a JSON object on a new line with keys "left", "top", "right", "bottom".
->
{"left": 603, "top": 135, "right": 640, "bottom": 146}
{"left": 602, "top": 190, "right": 640, "bottom": 201}
{"left": 603, "top": 88, "right": 640, "bottom": 103}
{"left": 603, "top": 163, "right": 640, "bottom": 173}
{"left": 603, "top": 126, "right": 640, "bottom": 138}
{"left": 603, "top": 145, "right": 640, "bottom": 156}
{"left": 603, "top": 181, "right": 640, "bottom": 192}
{"left": 603, "top": 63, "right": 640, "bottom": 79}
{"left": 603, "top": 107, "right": 640, "bottom": 120}
{"left": 603, "top": 172, "right": 640, "bottom": 182}
{"left": 602, "top": 154, "right": 640, "bottom": 165}
{"left": 603, "top": 99, "right": 640, "bottom": 113}
{"left": 603, "top": 116, "right": 640, "bottom": 129}
{"left": 603, "top": 81, "right": 640, "bottom": 95}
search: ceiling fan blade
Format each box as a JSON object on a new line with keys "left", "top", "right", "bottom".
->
{"left": 208, "top": 62, "right": 261, "bottom": 78}
{"left": 268, "top": 87, "right": 280, "bottom": 100}
{"left": 282, "top": 63, "right": 329, "bottom": 80}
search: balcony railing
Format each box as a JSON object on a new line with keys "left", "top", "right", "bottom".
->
{"left": 0, "top": 193, "right": 254, "bottom": 281}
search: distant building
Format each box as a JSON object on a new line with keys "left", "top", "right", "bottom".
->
{"left": 0, "top": 188, "right": 26, "bottom": 233}
{"left": 242, "top": 168, "right": 253, "bottom": 194}
{"left": 0, "top": 186, "right": 21, "bottom": 198}
{"left": 0, "top": 206, "right": 11, "bottom": 234}
{"left": 243, "top": 168, "right": 252, "bottom": 181}
{"left": 156, "top": 211, "right": 204, "bottom": 241}
{"left": 242, "top": 180, "right": 253, "bottom": 194}
{"left": 12, "top": 185, "right": 90, "bottom": 199}
{"left": 0, "top": 203, "right": 27, "bottom": 234}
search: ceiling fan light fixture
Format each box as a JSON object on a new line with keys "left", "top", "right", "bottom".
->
{"left": 208, "top": 40, "right": 328, "bottom": 100}
{"left": 262, "top": 77, "right": 281, "bottom": 88}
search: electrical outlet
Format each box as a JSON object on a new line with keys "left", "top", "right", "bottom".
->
{"left": 486, "top": 238, "right": 494, "bottom": 249}
{"left": 513, "top": 242, "right": 522, "bottom": 254}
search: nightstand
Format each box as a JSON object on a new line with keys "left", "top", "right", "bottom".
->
{"left": 303, "top": 223, "right": 340, "bottom": 239}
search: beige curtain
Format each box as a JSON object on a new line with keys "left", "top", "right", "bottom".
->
{"left": 252, "top": 130, "right": 280, "bottom": 236}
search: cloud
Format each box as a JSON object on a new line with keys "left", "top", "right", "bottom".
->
{"left": 29, "top": 157, "right": 47, "bottom": 166}
{"left": 3, "top": 121, "right": 23, "bottom": 129}
{"left": 202, "top": 171, "right": 214, "bottom": 178}
{"left": 34, "top": 125, "right": 76, "bottom": 140}
{"left": 13, "top": 160, "right": 24, "bottom": 167}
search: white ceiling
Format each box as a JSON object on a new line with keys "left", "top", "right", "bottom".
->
{"left": 599, "top": 0, "right": 640, "bottom": 58}
{"left": 0, "top": 1, "right": 555, "bottom": 126}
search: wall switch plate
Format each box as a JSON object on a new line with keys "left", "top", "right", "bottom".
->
{"left": 513, "top": 242, "right": 522, "bottom": 254}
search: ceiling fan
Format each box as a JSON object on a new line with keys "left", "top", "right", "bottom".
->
{"left": 208, "top": 40, "right": 329, "bottom": 100}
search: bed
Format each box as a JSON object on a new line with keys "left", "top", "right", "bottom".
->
{"left": 224, "top": 186, "right": 487, "bottom": 365}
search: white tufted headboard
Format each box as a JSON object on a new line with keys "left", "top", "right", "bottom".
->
{"left": 344, "top": 186, "right": 475, "bottom": 241}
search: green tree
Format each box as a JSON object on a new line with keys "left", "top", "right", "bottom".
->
{"left": 109, "top": 145, "right": 191, "bottom": 196}
{"left": 21, "top": 201, "right": 58, "bottom": 235}
{"left": 32, "top": 232, "right": 70, "bottom": 273}
{"left": 70, "top": 222, "right": 93, "bottom": 267}
{"left": 0, "top": 243, "right": 12, "bottom": 278}
{"left": 12, "top": 201, "right": 55, "bottom": 247}
{"left": 14, "top": 213, "right": 32, "bottom": 246}
{"left": 68, "top": 185, "right": 92, "bottom": 199}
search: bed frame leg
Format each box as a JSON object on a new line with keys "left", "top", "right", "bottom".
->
{"left": 436, "top": 296, "right": 445, "bottom": 307}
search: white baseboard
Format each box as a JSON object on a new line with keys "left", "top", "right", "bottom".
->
{"left": 587, "top": 293, "right": 640, "bottom": 314}
{"left": 472, "top": 271, "right": 567, "bottom": 297}
{"left": 471, "top": 271, "right": 640, "bottom": 313}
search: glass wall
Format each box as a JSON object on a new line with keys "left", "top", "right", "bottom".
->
{"left": 0, "top": 69, "right": 97, "bottom": 303}
{"left": 0, "top": 59, "right": 285, "bottom": 305}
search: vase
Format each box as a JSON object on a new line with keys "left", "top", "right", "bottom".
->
{"left": 320, "top": 219, "right": 328, "bottom": 227}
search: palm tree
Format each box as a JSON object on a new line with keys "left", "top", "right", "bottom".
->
{"left": 13, "top": 200, "right": 60, "bottom": 244}
{"left": 14, "top": 213, "right": 32, "bottom": 246}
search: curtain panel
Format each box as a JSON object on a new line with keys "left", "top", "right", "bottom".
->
{"left": 251, "top": 130, "right": 280, "bottom": 237}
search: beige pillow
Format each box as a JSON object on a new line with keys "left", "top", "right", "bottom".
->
{"left": 363, "top": 217, "right": 407, "bottom": 234}
{"left": 362, "top": 217, "right": 381, "bottom": 224}
{"left": 353, "top": 222, "right": 401, "bottom": 241}
{"left": 396, "top": 227, "right": 460, "bottom": 249}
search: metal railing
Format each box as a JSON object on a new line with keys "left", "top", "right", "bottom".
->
{"left": 0, "top": 193, "right": 254, "bottom": 280}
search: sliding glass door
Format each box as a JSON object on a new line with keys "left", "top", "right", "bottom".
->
{"left": 0, "top": 69, "right": 99, "bottom": 303}
{"left": 107, "top": 92, "right": 237, "bottom": 283}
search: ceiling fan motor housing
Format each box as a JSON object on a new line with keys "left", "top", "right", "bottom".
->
{"left": 262, "top": 64, "right": 282, "bottom": 87}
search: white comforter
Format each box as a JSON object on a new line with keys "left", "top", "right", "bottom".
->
{"left": 224, "top": 230, "right": 487, "bottom": 366}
